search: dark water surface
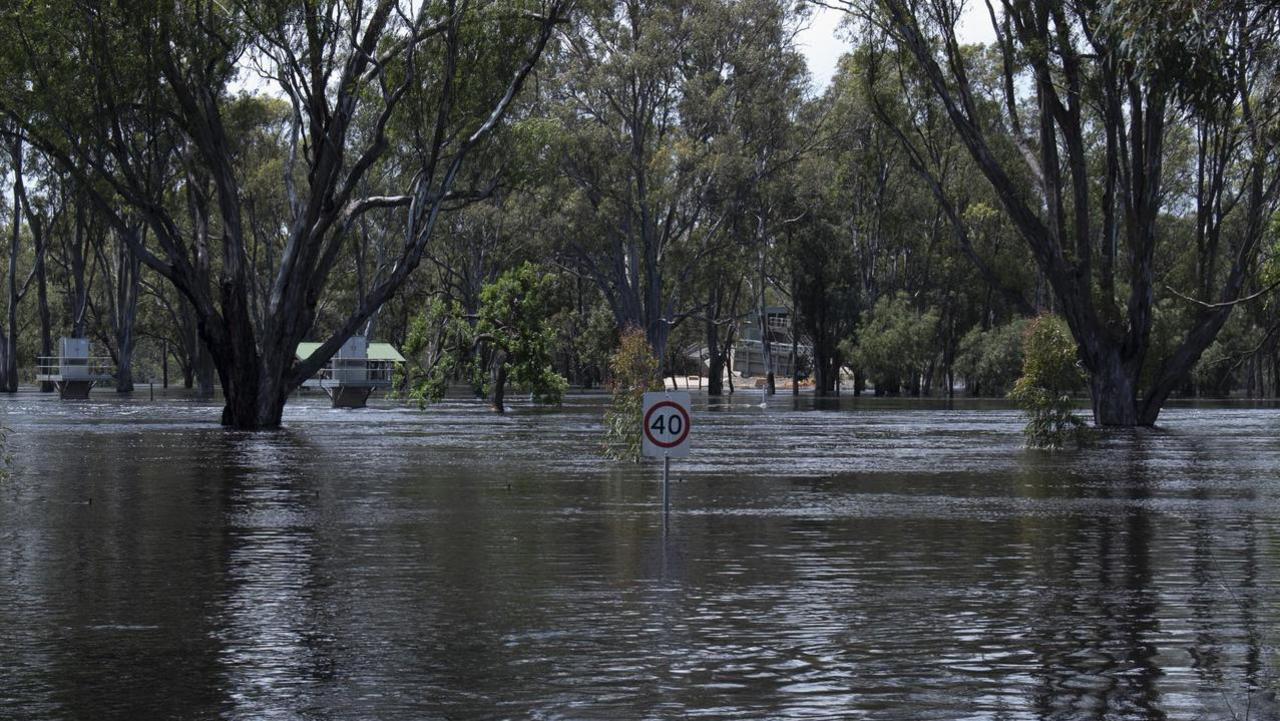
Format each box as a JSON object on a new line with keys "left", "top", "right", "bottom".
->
{"left": 2, "top": 392, "right": 1279, "bottom": 720}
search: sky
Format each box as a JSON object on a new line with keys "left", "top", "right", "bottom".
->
{"left": 797, "top": 3, "right": 998, "bottom": 92}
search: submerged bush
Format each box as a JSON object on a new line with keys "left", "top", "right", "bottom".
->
{"left": 844, "top": 292, "right": 939, "bottom": 395}
{"left": 399, "top": 264, "right": 567, "bottom": 412}
{"left": 603, "top": 327, "right": 661, "bottom": 462}
{"left": 1009, "top": 314, "right": 1088, "bottom": 448}
{"left": 955, "top": 318, "right": 1028, "bottom": 396}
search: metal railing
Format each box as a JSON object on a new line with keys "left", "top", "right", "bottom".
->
{"left": 35, "top": 356, "right": 115, "bottom": 381}
{"left": 310, "top": 361, "right": 397, "bottom": 387}
{"left": 765, "top": 315, "right": 791, "bottom": 331}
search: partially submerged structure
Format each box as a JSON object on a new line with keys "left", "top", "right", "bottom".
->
{"left": 734, "top": 307, "right": 809, "bottom": 380}
{"left": 36, "top": 338, "right": 115, "bottom": 399}
{"left": 296, "top": 337, "right": 404, "bottom": 408}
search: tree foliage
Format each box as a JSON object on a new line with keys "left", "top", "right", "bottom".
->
{"left": 603, "top": 326, "right": 661, "bottom": 462}
{"left": 0, "top": 0, "right": 1279, "bottom": 429}
{"left": 844, "top": 292, "right": 939, "bottom": 395}
{"left": 1010, "top": 315, "right": 1088, "bottom": 448}
{"left": 955, "top": 318, "right": 1028, "bottom": 397}
{"left": 401, "top": 263, "right": 566, "bottom": 412}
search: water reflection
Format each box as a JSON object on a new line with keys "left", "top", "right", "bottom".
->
{"left": 0, "top": 392, "right": 1278, "bottom": 719}
{"left": 214, "top": 432, "right": 326, "bottom": 719}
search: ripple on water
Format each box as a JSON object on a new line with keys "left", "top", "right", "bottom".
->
{"left": 0, "top": 393, "right": 1278, "bottom": 720}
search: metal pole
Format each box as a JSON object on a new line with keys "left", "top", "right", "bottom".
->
{"left": 149, "top": 381, "right": 154, "bottom": 401}
{"left": 662, "top": 454, "right": 670, "bottom": 520}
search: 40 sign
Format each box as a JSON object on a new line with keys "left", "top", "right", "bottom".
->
{"left": 642, "top": 392, "right": 692, "bottom": 458}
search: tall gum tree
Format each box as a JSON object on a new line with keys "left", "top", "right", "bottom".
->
{"left": 837, "top": 0, "right": 1280, "bottom": 425}
{"left": 553, "top": 0, "right": 807, "bottom": 373}
{"left": 0, "top": 0, "right": 568, "bottom": 429}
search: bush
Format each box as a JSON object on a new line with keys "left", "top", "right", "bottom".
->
{"left": 473, "top": 263, "right": 568, "bottom": 408}
{"left": 603, "top": 326, "right": 661, "bottom": 462}
{"left": 1009, "top": 314, "right": 1089, "bottom": 448}
{"left": 955, "top": 318, "right": 1028, "bottom": 396}
{"left": 399, "top": 263, "right": 567, "bottom": 412}
{"left": 843, "top": 292, "right": 939, "bottom": 394}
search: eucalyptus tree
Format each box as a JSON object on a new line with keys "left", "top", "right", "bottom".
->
{"left": 551, "top": 0, "right": 809, "bottom": 380}
{"left": 707, "top": 0, "right": 810, "bottom": 395}
{"left": 782, "top": 156, "right": 861, "bottom": 396}
{"left": 12, "top": 141, "right": 59, "bottom": 391}
{"left": 1, "top": 0, "right": 567, "bottom": 428}
{"left": 839, "top": 0, "right": 1280, "bottom": 425}
{"left": 676, "top": 0, "right": 808, "bottom": 394}
{"left": 1, "top": 134, "right": 42, "bottom": 392}
{"left": 551, "top": 0, "right": 699, "bottom": 361}
{"left": 92, "top": 222, "right": 143, "bottom": 392}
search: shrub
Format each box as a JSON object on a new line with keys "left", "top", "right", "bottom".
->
{"left": 843, "top": 292, "right": 939, "bottom": 394}
{"left": 603, "top": 326, "right": 661, "bottom": 462}
{"left": 955, "top": 318, "right": 1028, "bottom": 396}
{"left": 399, "top": 263, "right": 567, "bottom": 412}
{"left": 1009, "top": 314, "right": 1089, "bottom": 448}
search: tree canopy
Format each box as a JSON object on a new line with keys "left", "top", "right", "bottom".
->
{"left": 0, "top": 0, "right": 1277, "bottom": 427}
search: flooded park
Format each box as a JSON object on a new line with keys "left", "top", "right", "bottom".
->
{"left": 4, "top": 1, "right": 1280, "bottom": 716}
{"left": 2, "top": 392, "right": 1279, "bottom": 720}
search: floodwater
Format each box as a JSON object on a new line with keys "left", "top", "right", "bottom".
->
{"left": 1, "top": 390, "right": 1279, "bottom": 720}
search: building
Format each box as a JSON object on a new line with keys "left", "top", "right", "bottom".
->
{"left": 35, "top": 338, "right": 115, "bottom": 399}
{"left": 296, "top": 337, "right": 405, "bottom": 408}
{"left": 734, "top": 307, "right": 810, "bottom": 379}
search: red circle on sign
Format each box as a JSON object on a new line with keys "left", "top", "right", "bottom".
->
{"left": 644, "top": 400, "right": 691, "bottom": 449}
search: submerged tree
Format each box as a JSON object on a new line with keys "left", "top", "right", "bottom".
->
{"left": 401, "top": 263, "right": 567, "bottom": 413}
{"left": 842, "top": 0, "right": 1280, "bottom": 425}
{"left": 0, "top": 0, "right": 568, "bottom": 428}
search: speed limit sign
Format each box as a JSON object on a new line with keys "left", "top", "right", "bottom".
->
{"left": 642, "top": 392, "right": 691, "bottom": 458}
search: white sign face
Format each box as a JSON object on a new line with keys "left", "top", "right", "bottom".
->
{"left": 642, "top": 392, "right": 692, "bottom": 458}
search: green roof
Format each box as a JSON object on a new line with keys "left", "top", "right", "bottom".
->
{"left": 295, "top": 341, "right": 405, "bottom": 363}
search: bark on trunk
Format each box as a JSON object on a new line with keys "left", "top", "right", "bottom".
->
{"left": 3, "top": 170, "right": 19, "bottom": 393}
{"left": 208, "top": 285, "right": 293, "bottom": 430}
{"left": 111, "top": 227, "right": 142, "bottom": 392}
{"left": 790, "top": 304, "right": 799, "bottom": 396}
{"left": 706, "top": 316, "right": 724, "bottom": 396}
{"left": 36, "top": 239, "right": 52, "bottom": 392}
{"left": 491, "top": 362, "right": 507, "bottom": 413}
{"left": 1089, "top": 353, "right": 1141, "bottom": 426}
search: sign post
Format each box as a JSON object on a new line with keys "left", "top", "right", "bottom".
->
{"left": 643, "top": 391, "right": 692, "bottom": 521}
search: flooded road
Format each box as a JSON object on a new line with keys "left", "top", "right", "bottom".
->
{"left": 1, "top": 391, "right": 1279, "bottom": 720}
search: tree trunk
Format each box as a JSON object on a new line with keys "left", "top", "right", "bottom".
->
{"left": 196, "top": 346, "right": 215, "bottom": 398}
{"left": 3, "top": 163, "right": 19, "bottom": 393}
{"left": 790, "top": 300, "right": 799, "bottom": 396}
{"left": 112, "top": 226, "right": 142, "bottom": 392}
{"left": 706, "top": 316, "right": 724, "bottom": 396}
{"left": 757, "top": 268, "right": 775, "bottom": 396}
{"left": 36, "top": 237, "right": 52, "bottom": 393}
{"left": 207, "top": 288, "right": 293, "bottom": 430}
{"left": 1088, "top": 350, "right": 1141, "bottom": 426}
{"left": 16, "top": 152, "right": 54, "bottom": 393}
{"left": 491, "top": 362, "right": 508, "bottom": 413}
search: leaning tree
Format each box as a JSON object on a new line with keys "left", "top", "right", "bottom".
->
{"left": 834, "top": 0, "right": 1280, "bottom": 425}
{"left": 1, "top": 0, "right": 568, "bottom": 428}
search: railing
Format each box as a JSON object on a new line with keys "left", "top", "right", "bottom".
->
{"left": 310, "top": 361, "right": 397, "bottom": 387}
{"left": 35, "top": 356, "right": 115, "bottom": 381}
